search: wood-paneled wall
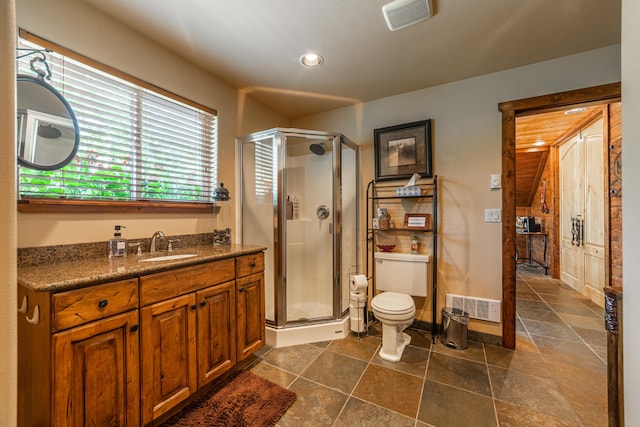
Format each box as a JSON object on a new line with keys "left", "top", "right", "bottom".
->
{"left": 608, "top": 102, "right": 622, "bottom": 290}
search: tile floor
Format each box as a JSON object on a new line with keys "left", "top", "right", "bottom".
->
{"left": 246, "top": 265, "right": 608, "bottom": 426}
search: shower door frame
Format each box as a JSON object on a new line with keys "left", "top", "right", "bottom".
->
{"left": 238, "top": 128, "right": 360, "bottom": 329}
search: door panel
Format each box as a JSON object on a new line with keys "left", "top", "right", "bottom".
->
{"left": 559, "top": 116, "right": 605, "bottom": 303}
{"left": 559, "top": 136, "right": 583, "bottom": 291}
{"left": 197, "top": 281, "right": 236, "bottom": 386}
{"left": 140, "top": 293, "right": 197, "bottom": 425}
{"left": 237, "top": 273, "right": 265, "bottom": 361}
{"left": 53, "top": 311, "right": 140, "bottom": 427}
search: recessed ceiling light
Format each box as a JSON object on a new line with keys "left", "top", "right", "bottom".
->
{"left": 533, "top": 140, "right": 546, "bottom": 146}
{"left": 564, "top": 107, "right": 587, "bottom": 115}
{"left": 299, "top": 53, "right": 324, "bottom": 67}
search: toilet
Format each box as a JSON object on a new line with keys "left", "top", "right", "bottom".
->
{"left": 371, "top": 252, "right": 431, "bottom": 362}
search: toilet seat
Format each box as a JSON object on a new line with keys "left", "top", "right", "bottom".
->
{"left": 372, "top": 292, "right": 415, "bottom": 316}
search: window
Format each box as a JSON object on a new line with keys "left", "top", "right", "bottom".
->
{"left": 17, "top": 32, "right": 217, "bottom": 211}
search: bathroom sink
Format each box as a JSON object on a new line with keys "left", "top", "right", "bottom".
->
{"left": 140, "top": 253, "right": 198, "bottom": 262}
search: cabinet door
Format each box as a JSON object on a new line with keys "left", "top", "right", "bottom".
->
{"left": 52, "top": 310, "right": 140, "bottom": 427}
{"left": 140, "top": 293, "right": 197, "bottom": 425}
{"left": 236, "top": 272, "right": 265, "bottom": 361}
{"left": 196, "top": 281, "right": 236, "bottom": 386}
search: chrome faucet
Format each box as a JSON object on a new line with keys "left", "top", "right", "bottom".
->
{"left": 149, "top": 231, "right": 166, "bottom": 253}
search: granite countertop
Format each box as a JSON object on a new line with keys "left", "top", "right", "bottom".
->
{"left": 18, "top": 244, "right": 267, "bottom": 293}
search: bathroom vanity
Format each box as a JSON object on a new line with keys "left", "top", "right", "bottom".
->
{"left": 17, "top": 245, "right": 265, "bottom": 427}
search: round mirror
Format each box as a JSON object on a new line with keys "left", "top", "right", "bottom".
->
{"left": 16, "top": 74, "right": 80, "bottom": 170}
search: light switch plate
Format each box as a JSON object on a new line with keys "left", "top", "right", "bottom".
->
{"left": 485, "top": 208, "right": 501, "bottom": 222}
{"left": 490, "top": 174, "right": 501, "bottom": 189}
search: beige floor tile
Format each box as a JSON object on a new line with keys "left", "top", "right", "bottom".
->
{"left": 262, "top": 343, "right": 323, "bottom": 375}
{"left": 301, "top": 350, "right": 368, "bottom": 394}
{"left": 352, "top": 364, "right": 423, "bottom": 418}
{"left": 494, "top": 400, "right": 580, "bottom": 426}
{"left": 426, "top": 352, "right": 492, "bottom": 396}
{"left": 371, "top": 344, "right": 429, "bottom": 377}
{"left": 418, "top": 380, "right": 497, "bottom": 427}
{"left": 489, "top": 366, "right": 582, "bottom": 424}
{"left": 277, "top": 377, "right": 348, "bottom": 427}
{"left": 326, "top": 333, "right": 381, "bottom": 361}
{"left": 430, "top": 339, "right": 486, "bottom": 363}
{"left": 250, "top": 360, "right": 297, "bottom": 388}
{"left": 333, "top": 397, "right": 415, "bottom": 427}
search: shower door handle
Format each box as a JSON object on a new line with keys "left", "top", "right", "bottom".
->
{"left": 316, "top": 205, "right": 330, "bottom": 220}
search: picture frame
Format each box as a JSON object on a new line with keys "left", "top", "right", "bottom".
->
{"left": 374, "top": 119, "right": 432, "bottom": 182}
{"left": 403, "top": 213, "right": 432, "bottom": 230}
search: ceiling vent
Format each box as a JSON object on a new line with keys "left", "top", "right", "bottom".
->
{"left": 382, "top": 0, "right": 433, "bottom": 31}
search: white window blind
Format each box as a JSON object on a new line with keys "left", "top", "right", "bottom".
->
{"left": 17, "top": 38, "right": 217, "bottom": 202}
{"left": 254, "top": 138, "right": 274, "bottom": 202}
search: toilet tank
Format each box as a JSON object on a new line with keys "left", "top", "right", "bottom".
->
{"left": 374, "top": 252, "right": 431, "bottom": 297}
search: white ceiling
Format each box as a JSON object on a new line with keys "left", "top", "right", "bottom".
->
{"left": 80, "top": 0, "right": 621, "bottom": 119}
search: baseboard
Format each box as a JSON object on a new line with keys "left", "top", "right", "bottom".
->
{"left": 408, "top": 318, "right": 503, "bottom": 347}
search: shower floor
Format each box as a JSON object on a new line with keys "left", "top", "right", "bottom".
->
{"left": 286, "top": 301, "right": 333, "bottom": 321}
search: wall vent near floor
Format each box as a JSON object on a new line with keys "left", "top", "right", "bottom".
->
{"left": 445, "top": 294, "right": 501, "bottom": 323}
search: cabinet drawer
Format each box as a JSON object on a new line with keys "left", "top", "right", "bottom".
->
{"left": 52, "top": 278, "right": 138, "bottom": 332}
{"left": 236, "top": 252, "right": 264, "bottom": 277}
{"left": 140, "top": 258, "right": 235, "bottom": 306}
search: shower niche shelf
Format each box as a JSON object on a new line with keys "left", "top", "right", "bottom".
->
{"left": 367, "top": 176, "right": 438, "bottom": 342}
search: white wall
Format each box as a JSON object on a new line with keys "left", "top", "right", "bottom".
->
{"left": 0, "top": 0, "right": 17, "bottom": 424}
{"left": 622, "top": 0, "right": 640, "bottom": 423}
{"left": 293, "top": 45, "right": 621, "bottom": 335}
{"left": 16, "top": 0, "right": 289, "bottom": 247}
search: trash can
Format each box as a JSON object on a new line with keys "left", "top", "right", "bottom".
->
{"left": 441, "top": 307, "right": 469, "bottom": 350}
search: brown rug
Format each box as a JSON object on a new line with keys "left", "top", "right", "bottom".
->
{"left": 160, "top": 371, "right": 296, "bottom": 427}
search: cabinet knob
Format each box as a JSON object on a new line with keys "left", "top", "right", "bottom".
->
{"left": 250, "top": 262, "right": 256, "bottom": 267}
{"left": 191, "top": 304, "right": 197, "bottom": 310}
{"left": 200, "top": 300, "right": 206, "bottom": 307}
{"left": 239, "top": 287, "right": 245, "bottom": 292}
{"left": 130, "top": 324, "right": 139, "bottom": 332}
{"left": 98, "top": 299, "right": 108, "bottom": 309}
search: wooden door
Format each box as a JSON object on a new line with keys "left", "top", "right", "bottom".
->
{"left": 559, "top": 116, "right": 606, "bottom": 303}
{"left": 140, "top": 293, "right": 197, "bottom": 425}
{"left": 196, "top": 281, "right": 236, "bottom": 387}
{"left": 52, "top": 310, "right": 140, "bottom": 427}
{"left": 236, "top": 273, "right": 265, "bottom": 361}
{"left": 582, "top": 119, "right": 606, "bottom": 301}
{"left": 560, "top": 134, "right": 584, "bottom": 291}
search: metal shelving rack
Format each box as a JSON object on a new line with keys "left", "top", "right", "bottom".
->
{"left": 366, "top": 175, "right": 438, "bottom": 342}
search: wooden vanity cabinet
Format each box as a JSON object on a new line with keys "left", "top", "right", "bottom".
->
{"left": 139, "top": 258, "right": 238, "bottom": 425}
{"left": 236, "top": 252, "right": 265, "bottom": 360}
{"left": 18, "top": 278, "right": 140, "bottom": 427}
{"left": 19, "top": 249, "right": 265, "bottom": 427}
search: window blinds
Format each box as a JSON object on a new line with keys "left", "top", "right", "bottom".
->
{"left": 18, "top": 39, "right": 217, "bottom": 202}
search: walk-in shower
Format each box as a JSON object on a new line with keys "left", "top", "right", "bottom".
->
{"left": 237, "top": 128, "right": 359, "bottom": 347}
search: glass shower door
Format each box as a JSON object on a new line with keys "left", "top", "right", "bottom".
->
{"left": 240, "top": 135, "right": 277, "bottom": 323}
{"left": 340, "top": 136, "right": 359, "bottom": 316}
{"left": 284, "top": 134, "right": 335, "bottom": 322}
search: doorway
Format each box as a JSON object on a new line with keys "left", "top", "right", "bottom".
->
{"left": 498, "top": 82, "right": 621, "bottom": 350}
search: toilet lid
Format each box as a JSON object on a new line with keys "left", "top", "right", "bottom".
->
{"left": 372, "top": 292, "right": 415, "bottom": 313}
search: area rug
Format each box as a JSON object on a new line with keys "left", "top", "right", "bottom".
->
{"left": 160, "top": 370, "right": 296, "bottom": 427}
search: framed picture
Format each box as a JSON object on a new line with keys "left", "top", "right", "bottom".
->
{"left": 403, "top": 213, "right": 432, "bottom": 230}
{"left": 374, "top": 119, "right": 432, "bottom": 181}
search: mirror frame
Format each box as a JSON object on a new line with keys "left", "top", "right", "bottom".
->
{"left": 17, "top": 74, "right": 80, "bottom": 171}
